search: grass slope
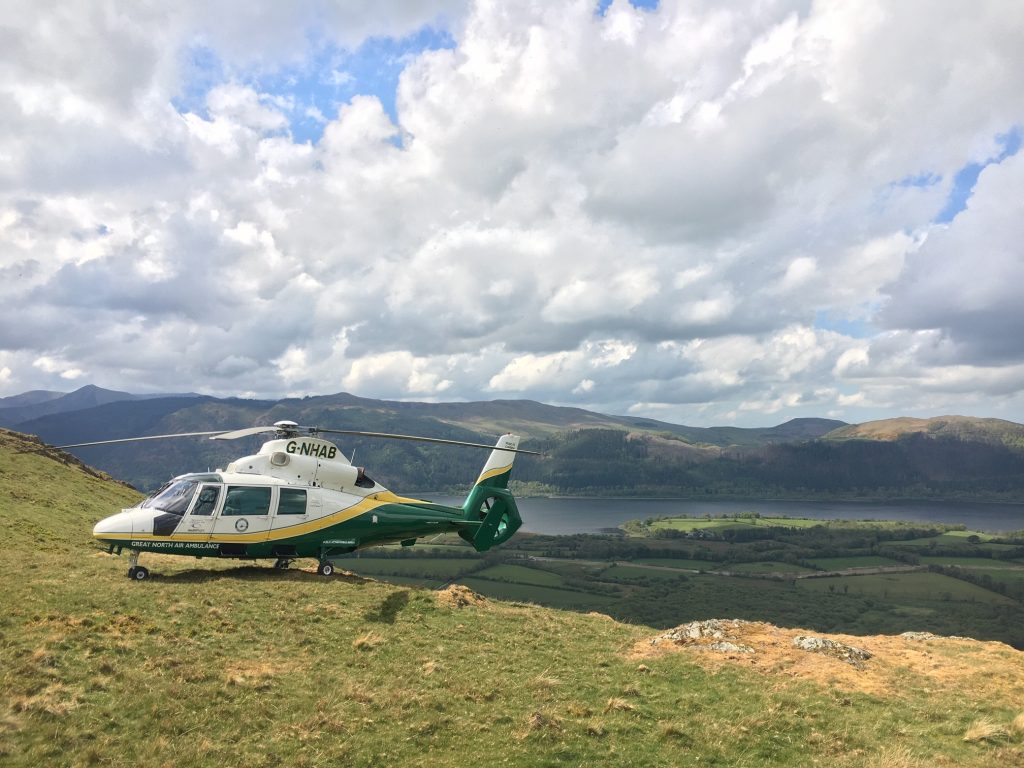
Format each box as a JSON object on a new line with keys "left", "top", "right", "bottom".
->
{"left": 826, "top": 415, "right": 1024, "bottom": 448}
{"left": 2, "top": 430, "right": 1023, "bottom": 767}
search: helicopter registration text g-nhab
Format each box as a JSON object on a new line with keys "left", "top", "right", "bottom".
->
{"left": 92, "top": 433, "right": 524, "bottom": 563}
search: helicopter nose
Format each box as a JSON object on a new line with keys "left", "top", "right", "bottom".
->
{"left": 93, "top": 511, "right": 133, "bottom": 537}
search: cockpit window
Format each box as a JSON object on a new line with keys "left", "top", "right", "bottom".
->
{"left": 190, "top": 485, "right": 221, "bottom": 517}
{"left": 141, "top": 480, "right": 199, "bottom": 515}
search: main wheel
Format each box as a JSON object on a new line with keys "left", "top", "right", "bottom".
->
{"left": 317, "top": 562, "right": 334, "bottom": 577}
{"left": 131, "top": 566, "right": 149, "bottom": 581}
{"left": 274, "top": 558, "right": 290, "bottom": 570}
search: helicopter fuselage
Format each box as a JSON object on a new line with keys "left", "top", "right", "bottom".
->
{"left": 92, "top": 434, "right": 523, "bottom": 577}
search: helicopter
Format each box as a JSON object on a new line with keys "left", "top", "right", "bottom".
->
{"left": 57, "top": 421, "right": 539, "bottom": 580}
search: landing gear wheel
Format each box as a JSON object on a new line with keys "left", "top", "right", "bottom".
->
{"left": 317, "top": 561, "right": 334, "bottom": 577}
{"left": 274, "top": 558, "right": 292, "bottom": 570}
{"left": 129, "top": 566, "right": 149, "bottom": 581}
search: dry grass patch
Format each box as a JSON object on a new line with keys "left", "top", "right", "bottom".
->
{"left": 352, "top": 632, "right": 384, "bottom": 651}
{"left": 636, "top": 619, "right": 1024, "bottom": 699}
{"left": 1012, "top": 712, "right": 1024, "bottom": 736}
{"left": 603, "top": 697, "right": 636, "bottom": 713}
{"left": 223, "top": 657, "right": 296, "bottom": 689}
{"left": 436, "top": 584, "right": 486, "bottom": 608}
{"left": 963, "top": 717, "right": 1008, "bottom": 743}
{"left": 873, "top": 745, "right": 928, "bottom": 768}
{"left": 519, "top": 710, "right": 562, "bottom": 739}
{"left": 531, "top": 673, "right": 561, "bottom": 689}
{"left": 10, "top": 684, "right": 81, "bottom": 717}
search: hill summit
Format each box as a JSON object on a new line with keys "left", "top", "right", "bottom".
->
{"left": 1, "top": 429, "right": 1023, "bottom": 766}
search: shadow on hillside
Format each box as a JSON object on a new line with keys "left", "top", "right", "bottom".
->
{"left": 363, "top": 590, "right": 411, "bottom": 623}
{"left": 154, "top": 565, "right": 371, "bottom": 584}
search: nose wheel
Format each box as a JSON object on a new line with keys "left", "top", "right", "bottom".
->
{"left": 126, "top": 550, "right": 149, "bottom": 580}
{"left": 317, "top": 561, "right": 334, "bottom": 577}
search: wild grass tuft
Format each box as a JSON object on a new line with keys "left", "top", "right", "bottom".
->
{"left": 963, "top": 718, "right": 1007, "bottom": 743}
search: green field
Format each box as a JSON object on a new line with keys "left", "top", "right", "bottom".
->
{"left": 896, "top": 532, "right": 997, "bottom": 546}
{"left": 798, "top": 572, "right": 1016, "bottom": 604}
{"left": 474, "top": 563, "right": 567, "bottom": 587}
{"left": 809, "top": 556, "right": 901, "bottom": 569}
{"left": 459, "top": 577, "right": 617, "bottom": 610}
{"left": 648, "top": 516, "right": 826, "bottom": 532}
{"left": 632, "top": 557, "right": 717, "bottom": 570}
{"left": 341, "top": 557, "right": 479, "bottom": 579}
{"left": 600, "top": 564, "right": 692, "bottom": 581}
{"left": 920, "top": 556, "right": 1024, "bottom": 569}
{"left": 722, "top": 561, "right": 817, "bottom": 574}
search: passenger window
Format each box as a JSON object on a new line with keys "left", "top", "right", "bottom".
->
{"left": 191, "top": 486, "right": 221, "bottom": 516}
{"left": 223, "top": 486, "right": 272, "bottom": 516}
{"left": 278, "top": 488, "right": 307, "bottom": 515}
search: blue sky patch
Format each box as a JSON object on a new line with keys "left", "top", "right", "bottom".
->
{"left": 597, "top": 0, "right": 660, "bottom": 16}
{"left": 936, "top": 126, "right": 1021, "bottom": 223}
{"left": 173, "top": 26, "right": 455, "bottom": 144}
{"left": 814, "top": 310, "right": 873, "bottom": 339}
{"left": 893, "top": 171, "right": 941, "bottom": 189}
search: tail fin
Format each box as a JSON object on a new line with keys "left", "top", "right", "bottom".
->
{"left": 473, "top": 433, "right": 520, "bottom": 489}
{"left": 459, "top": 433, "right": 523, "bottom": 551}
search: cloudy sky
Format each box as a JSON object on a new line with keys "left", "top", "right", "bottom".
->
{"left": 2, "top": 0, "right": 1023, "bottom": 426}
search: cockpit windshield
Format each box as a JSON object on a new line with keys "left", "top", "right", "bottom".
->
{"left": 141, "top": 479, "right": 199, "bottom": 515}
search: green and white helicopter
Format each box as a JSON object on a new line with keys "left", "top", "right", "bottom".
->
{"left": 66, "top": 421, "right": 538, "bottom": 580}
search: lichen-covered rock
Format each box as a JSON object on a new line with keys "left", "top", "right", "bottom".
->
{"left": 656, "top": 619, "right": 747, "bottom": 644}
{"left": 793, "top": 635, "right": 872, "bottom": 667}
{"left": 900, "top": 631, "right": 940, "bottom": 641}
{"left": 707, "top": 641, "right": 755, "bottom": 654}
{"left": 654, "top": 620, "right": 755, "bottom": 654}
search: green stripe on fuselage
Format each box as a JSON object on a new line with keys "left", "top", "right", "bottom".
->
{"left": 100, "top": 500, "right": 469, "bottom": 560}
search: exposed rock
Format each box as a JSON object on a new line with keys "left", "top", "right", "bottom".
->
{"left": 793, "top": 635, "right": 872, "bottom": 667}
{"left": 656, "top": 619, "right": 747, "bottom": 644}
{"left": 707, "top": 641, "right": 755, "bottom": 654}
{"left": 654, "top": 620, "right": 755, "bottom": 654}
{"left": 900, "top": 631, "right": 940, "bottom": 641}
{"left": 901, "top": 630, "right": 973, "bottom": 642}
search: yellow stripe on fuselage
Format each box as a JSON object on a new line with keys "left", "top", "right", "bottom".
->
{"left": 97, "top": 492, "right": 437, "bottom": 545}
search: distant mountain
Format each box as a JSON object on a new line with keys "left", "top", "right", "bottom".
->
{"left": 14, "top": 391, "right": 848, "bottom": 492}
{"left": 0, "top": 389, "right": 64, "bottom": 409}
{"left": 14, "top": 387, "right": 1024, "bottom": 500}
{"left": 0, "top": 384, "right": 203, "bottom": 428}
{"left": 825, "top": 416, "right": 1024, "bottom": 449}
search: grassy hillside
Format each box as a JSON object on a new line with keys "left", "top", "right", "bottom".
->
{"left": 826, "top": 415, "right": 1024, "bottom": 449}
{"left": 2, "top": 430, "right": 1024, "bottom": 766}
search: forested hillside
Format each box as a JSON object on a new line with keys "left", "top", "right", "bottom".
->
{"left": 7, "top": 389, "right": 1024, "bottom": 499}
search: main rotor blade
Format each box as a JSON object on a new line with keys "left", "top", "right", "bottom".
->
{"left": 312, "top": 428, "right": 542, "bottom": 455}
{"left": 209, "top": 426, "right": 281, "bottom": 440}
{"left": 53, "top": 431, "right": 230, "bottom": 449}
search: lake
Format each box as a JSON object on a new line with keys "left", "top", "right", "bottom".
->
{"left": 423, "top": 496, "right": 1024, "bottom": 535}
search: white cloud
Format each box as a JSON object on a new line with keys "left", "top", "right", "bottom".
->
{"left": 2, "top": 1, "right": 1024, "bottom": 426}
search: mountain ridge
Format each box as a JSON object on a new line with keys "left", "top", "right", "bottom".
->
{"left": 7, "top": 386, "right": 1024, "bottom": 500}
